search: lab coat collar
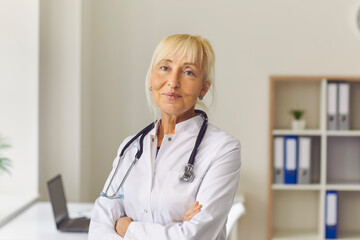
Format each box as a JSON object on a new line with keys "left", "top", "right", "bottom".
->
{"left": 150, "top": 113, "right": 204, "bottom": 137}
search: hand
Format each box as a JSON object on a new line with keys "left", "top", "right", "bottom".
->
{"left": 115, "top": 217, "right": 133, "bottom": 237}
{"left": 183, "top": 201, "right": 202, "bottom": 222}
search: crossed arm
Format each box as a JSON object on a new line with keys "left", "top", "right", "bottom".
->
{"left": 89, "top": 138, "right": 240, "bottom": 240}
{"left": 115, "top": 202, "right": 203, "bottom": 237}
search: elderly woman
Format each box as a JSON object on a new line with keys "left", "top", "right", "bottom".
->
{"left": 89, "top": 34, "right": 241, "bottom": 240}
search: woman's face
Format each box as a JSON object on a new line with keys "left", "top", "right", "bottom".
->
{"left": 150, "top": 54, "right": 210, "bottom": 119}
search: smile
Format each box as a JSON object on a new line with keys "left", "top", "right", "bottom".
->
{"left": 163, "top": 92, "right": 181, "bottom": 100}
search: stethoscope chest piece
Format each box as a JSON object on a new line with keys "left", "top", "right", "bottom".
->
{"left": 179, "top": 164, "right": 195, "bottom": 183}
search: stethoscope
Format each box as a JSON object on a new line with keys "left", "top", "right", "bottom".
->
{"left": 100, "top": 110, "right": 208, "bottom": 199}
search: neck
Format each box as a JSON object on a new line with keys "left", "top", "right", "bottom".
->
{"left": 156, "top": 108, "right": 196, "bottom": 147}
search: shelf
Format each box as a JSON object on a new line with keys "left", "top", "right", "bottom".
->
{"left": 272, "top": 184, "right": 321, "bottom": 191}
{"left": 272, "top": 229, "right": 319, "bottom": 240}
{"left": 337, "top": 192, "right": 360, "bottom": 238}
{"left": 269, "top": 77, "right": 360, "bottom": 240}
{"left": 272, "top": 136, "right": 321, "bottom": 184}
{"left": 327, "top": 131, "right": 360, "bottom": 136}
{"left": 326, "top": 184, "right": 360, "bottom": 191}
{"left": 327, "top": 137, "right": 360, "bottom": 184}
{"left": 273, "top": 184, "right": 360, "bottom": 191}
{"left": 337, "top": 231, "right": 360, "bottom": 239}
{"left": 273, "top": 80, "right": 321, "bottom": 130}
{"left": 273, "top": 191, "right": 319, "bottom": 238}
{"left": 272, "top": 130, "right": 360, "bottom": 137}
{"left": 273, "top": 129, "right": 322, "bottom": 136}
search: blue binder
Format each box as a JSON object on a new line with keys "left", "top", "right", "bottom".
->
{"left": 284, "top": 136, "right": 298, "bottom": 184}
{"left": 326, "top": 191, "right": 338, "bottom": 239}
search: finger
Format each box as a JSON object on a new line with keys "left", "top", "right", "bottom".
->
{"left": 184, "top": 212, "right": 198, "bottom": 221}
{"left": 194, "top": 207, "right": 201, "bottom": 214}
{"left": 191, "top": 204, "right": 202, "bottom": 213}
{"left": 186, "top": 208, "right": 195, "bottom": 216}
{"left": 186, "top": 206, "right": 202, "bottom": 219}
{"left": 191, "top": 203, "right": 201, "bottom": 211}
{"left": 183, "top": 202, "right": 202, "bottom": 222}
{"left": 184, "top": 211, "right": 195, "bottom": 221}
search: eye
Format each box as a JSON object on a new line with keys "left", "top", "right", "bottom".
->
{"left": 160, "top": 66, "right": 168, "bottom": 71}
{"left": 184, "top": 70, "right": 194, "bottom": 76}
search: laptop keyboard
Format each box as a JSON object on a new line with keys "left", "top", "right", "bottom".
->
{"left": 62, "top": 218, "right": 91, "bottom": 232}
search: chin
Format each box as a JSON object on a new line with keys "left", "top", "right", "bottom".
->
{"left": 160, "top": 105, "right": 195, "bottom": 118}
{"left": 161, "top": 109, "right": 184, "bottom": 117}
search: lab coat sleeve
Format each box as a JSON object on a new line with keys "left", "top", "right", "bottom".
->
{"left": 88, "top": 139, "right": 132, "bottom": 240}
{"left": 124, "top": 137, "right": 241, "bottom": 240}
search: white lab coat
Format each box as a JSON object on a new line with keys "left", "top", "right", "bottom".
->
{"left": 88, "top": 115, "right": 241, "bottom": 240}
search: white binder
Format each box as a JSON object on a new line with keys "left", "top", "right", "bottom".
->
{"left": 284, "top": 136, "right": 298, "bottom": 184}
{"left": 327, "top": 83, "right": 338, "bottom": 130}
{"left": 297, "top": 137, "right": 311, "bottom": 184}
{"left": 338, "top": 83, "right": 350, "bottom": 130}
{"left": 326, "top": 194, "right": 337, "bottom": 225}
{"left": 326, "top": 191, "right": 338, "bottom": 238}
{"left": 273, "top": 137, "right": 284, "bottom": 184}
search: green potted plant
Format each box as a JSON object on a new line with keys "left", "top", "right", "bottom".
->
{"left": 289, "top": 109, "right": 306, "bottom": 130}
{"left": 0, "top": 135, "right": 12, "bottom": 175}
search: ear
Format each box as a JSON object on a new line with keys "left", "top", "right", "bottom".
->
{"left": 149, "top": 78, "right": 153, "bottom": 90}
{"left": 200, "top": 80, "right": 211, "bottom": 97}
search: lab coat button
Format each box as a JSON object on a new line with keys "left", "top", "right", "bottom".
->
{"left": 144, "top": 209, "right": 148, "bottom": 213}
{"left": 168, "top": 137, "right": 172, "bottom": 141}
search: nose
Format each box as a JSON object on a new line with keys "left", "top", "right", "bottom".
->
{"left": 167, "top": 71, "right": 180, "bottom": 88}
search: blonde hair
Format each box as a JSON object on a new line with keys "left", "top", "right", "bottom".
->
{"left": 145, "top": 34, "right": 215, "bottom": 119}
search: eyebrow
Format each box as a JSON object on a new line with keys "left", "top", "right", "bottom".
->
{"left": 160, "top": 59, "right": 173, "bottom": 63}
{"left": 160, "top": 59, "right": 198, "bottom": 67}
{"left": 183, "top": 62, "right": 197, "bottom": 67}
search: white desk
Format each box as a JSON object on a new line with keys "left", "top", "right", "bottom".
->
{"left": 0, "top": 202, "right": 93, "bottom": 240}
{"left": 0, "top": 197, "right": 245, "bottom": 240}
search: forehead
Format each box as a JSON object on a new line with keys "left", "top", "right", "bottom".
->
{"left": 155, "top": 50, "right": 202, "bottom": 69}
{"left": 158, "top": 54, "right": 199, "bottom": 66}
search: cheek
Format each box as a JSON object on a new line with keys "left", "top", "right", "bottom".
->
{"left": 152, "top": 80, "right": 162, "bottom": 89}
{"left": 151, "top": 77, "right": 162, "bottom": 102}
{"left": 182, "top": 83, "right": 203, "bottom": 97}
{"left": 151, "top": 89, "right": 160, "bottom": 104}
{"left": 151, "top": 73, "right": 166, "bottom": 90}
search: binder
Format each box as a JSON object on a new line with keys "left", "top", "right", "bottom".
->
{"left": 284, "top": 136, "right": 298, "bottom": 184}
{"left": 338, "top": 83, "right": 350, "bottom": 130}
{"left": 273, "top": 137, "right": 284, "bottom": 184}
{"left": 327, "top": 83, "right": 338, "bottom": 130}
{"left": 325, "top": 191, "right": 338, "bottom": 239}
{"left": 297, "top": 137, "right": 311, "bottom": 184}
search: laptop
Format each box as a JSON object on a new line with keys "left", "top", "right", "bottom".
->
{"left": 47, "top": 174, "right": 91, "bottom": 232}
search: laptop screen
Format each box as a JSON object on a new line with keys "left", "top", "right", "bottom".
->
{"left": 47, "top": 175, "right": 69, "bottom": 225}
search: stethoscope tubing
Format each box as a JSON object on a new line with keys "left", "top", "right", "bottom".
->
{"left": 101, "top": 122, "right": 155, "bottom": 199}
{"left": 101, "top": 110, "right": 208, "bottom": 199}
{"left": 188, "top": 111, "right": 208, "bottom": 166}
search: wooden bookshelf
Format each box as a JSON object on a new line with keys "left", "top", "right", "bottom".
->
{"left": 268, "top": 76, "right": 360, "bottom": 240}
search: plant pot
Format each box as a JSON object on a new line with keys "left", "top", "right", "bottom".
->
{"left": 292, "top": 119, "right": 306, "bottom": 130}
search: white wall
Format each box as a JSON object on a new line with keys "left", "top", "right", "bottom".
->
{"left": 39, "top": 0, "right": 360, "bottom": 239}
{"left": 0, "top": 0, "right": 39, "bottom": 197}
{"left": 39, "top": 0, "right": 82, "bottom": 201}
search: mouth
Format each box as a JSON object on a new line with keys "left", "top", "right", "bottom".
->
{"left": 162, "top": 92, "right": 181, "bottom": 100}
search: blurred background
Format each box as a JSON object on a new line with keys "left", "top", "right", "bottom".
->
{"left": 1, "top": 0, "right": 360, "bottom": 239}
